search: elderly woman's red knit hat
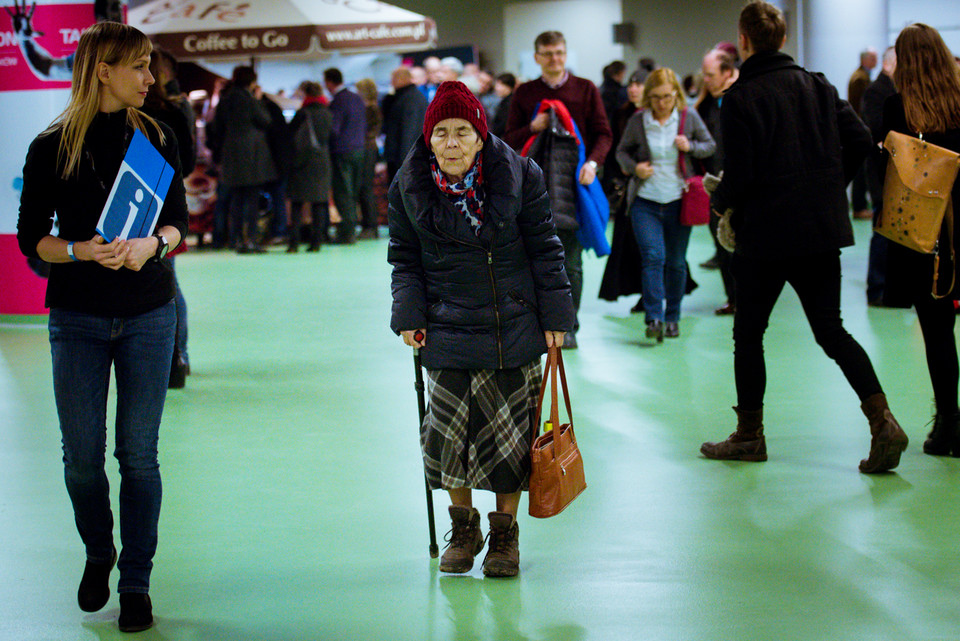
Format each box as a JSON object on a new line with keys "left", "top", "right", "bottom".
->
{"left": 422, "top": 80, "right": 489, "bottom": 142}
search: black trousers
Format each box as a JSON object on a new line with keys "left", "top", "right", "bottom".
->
{"left": 289, "top": 201, "right": 329, "bottom": 247}
{"left": 557, "top": 229, "right": 582, "bottom": 333}
{"left": 914, "top": 283, "right": 959, "bottom": 415}
{"left": 357, "top": 146, "right": 379, "bottom": 230}
{"left": 732, "top": 250, "right": 882, "bottom": 410}
{"left": 331, "top": 149, "right": 365, "bottom": 242}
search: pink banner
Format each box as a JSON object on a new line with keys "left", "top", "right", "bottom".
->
{"left": 0, "top": 234, "right": 46, "bottom": 314}
{"left": 0, "top": 3, "right": 96, "bottom": 91}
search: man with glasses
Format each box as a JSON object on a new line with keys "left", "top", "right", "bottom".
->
{"left": 505, "top": 31, "right": 612, "bottom": 349}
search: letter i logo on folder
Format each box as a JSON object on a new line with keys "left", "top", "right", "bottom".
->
{"left": 96, "top": 129, "right": 175, "bottom": 241}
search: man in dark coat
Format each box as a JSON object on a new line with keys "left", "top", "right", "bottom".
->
{"left": 697, "top": 48, "right": 739, "bottom": 315}
{"left": 325, "top": 67, "right": 367, "bottom": 244}
{"left": 861, "top": 46, "right": 898, "bottom": 306}
{"left": 382, "top": 66, "right": 428, "bottom": 185}
{"left": 700, "top": 1, "right": 908, "bottom": 474}
{"left": 847, "top": 48, "right": 878, "bottom": 219}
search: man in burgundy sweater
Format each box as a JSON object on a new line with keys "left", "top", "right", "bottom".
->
{"left": 505, "top": 30, "right": 612, "bottom": 349}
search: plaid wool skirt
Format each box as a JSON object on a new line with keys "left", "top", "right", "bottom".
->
{"left": 421, "top": 359, "right": 541, "bottom": 493}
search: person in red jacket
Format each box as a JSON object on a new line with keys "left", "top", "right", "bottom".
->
{"left": 505, "top": 31, "right": 612, "bottom": 349}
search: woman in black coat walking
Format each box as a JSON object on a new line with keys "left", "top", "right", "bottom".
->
{"left": 388, "top": 82, "right": 575, "bottom": 578}
{"left": 881, "top": 23, "right": 960, "bottom": 456}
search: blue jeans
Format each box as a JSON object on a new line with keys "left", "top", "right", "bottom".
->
{"left": 168, "top": 257, "right": 189, "bottom": 366}
{"left": 48, "top": 300, "right": 176, "bottom": 593}
{"left": 629, "top": 197, "right": 690, "bottom": 323}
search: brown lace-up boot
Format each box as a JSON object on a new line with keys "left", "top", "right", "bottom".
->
{"left": 482, "top": 512, "right": 519, "bottom": 578}
{"left": 859, "top": 393, "right": 909, "bottom": 473}
{"left": 439, "top": 506, "right": 484, "bottom": 573}
{"left": 700, "top": 407, "right": 767, "bottom": 462}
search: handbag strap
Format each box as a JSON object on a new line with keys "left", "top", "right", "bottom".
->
{"left": 933, "top": 200, "right": 956, "bottom": 299}
{"left": 534, "top": 346, "right": 575, "bottom": 453}
{"left": 676, "top": 108, "right": 689, "bottom": 180}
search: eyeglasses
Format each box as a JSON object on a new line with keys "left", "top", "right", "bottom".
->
{"left": 536, "top": 50, "right": 566, "bottom": 59}
{"left": 649, "top": 92, "right": 677, "bottom": 102}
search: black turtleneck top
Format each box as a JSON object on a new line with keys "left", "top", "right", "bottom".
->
{"left": 17, "top": 109, "right": 188, "bottom": 317}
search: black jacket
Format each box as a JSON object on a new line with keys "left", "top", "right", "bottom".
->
{"left": 711, "top": 51, "right": 872, "bottom": 259}
{"left": 382, "top": 84, "right": 428, "bottom": 166}
{"left": 523, "top": 109, "right": 581, "bottom": 230}
{"left": 388, "top": 134, "right": 575, "bottom": 370}
{"left": 17, "top": 110, "right": 188, "bottom": 317}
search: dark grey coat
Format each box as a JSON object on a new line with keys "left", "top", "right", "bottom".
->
{"left": 388, "top": 134, "right": 575, "bottom": 370}
{"left": 287, "top": 103, "right": 332, "bottom": 203}
{"left": 210, "top": 85, "right": 278, "bottom": 188}
{"left": 616, "top": 106, "right": 716, "bottom": 207}
{"left": 382, "top": 83, "right": 428, "bottom": 166}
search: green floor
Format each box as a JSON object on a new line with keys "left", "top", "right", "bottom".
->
{"left": 1, "top": 221, "right": 958, "bottom": 641}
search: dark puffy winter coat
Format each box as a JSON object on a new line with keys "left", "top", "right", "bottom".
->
{"left": 523, "top": 109, "right": 580, "bottom": 230}
{"left": 711, "top": 51, "right": 872, "bottom": 259}
{"left": 388, "top": 134, "right": 576, "bottom": 370}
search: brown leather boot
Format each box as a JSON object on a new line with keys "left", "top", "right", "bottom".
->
{"left": 439, "top": 506, "right": 484, "bottom": 573}
{"left": 859, "top": 393, "right": 909, "bottom": 473}
{"left": 482, "top": 512, "right": 519, "bottom": 578}
{"left": 700, "top": 407, "right": 768, "bottom": 462}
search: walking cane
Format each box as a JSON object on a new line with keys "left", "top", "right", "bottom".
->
{"left": 413, "top": 330, "right": 440, "bottom": 558}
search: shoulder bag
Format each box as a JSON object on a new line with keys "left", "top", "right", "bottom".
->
{"left": 677, "top": 108, "right": 710, "bottom": 226}
{"left": 529, "top": 345, "right": 586, "bottom": 518}
{"left": 877, "top": 130, "right": 960, "bottom": 298}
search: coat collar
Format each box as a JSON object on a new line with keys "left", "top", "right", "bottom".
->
{"left": 737, "top": 51, "right": 802, "bottom": 82}
{"left": 402, "top": 134, "right": 521, "bottom": 244}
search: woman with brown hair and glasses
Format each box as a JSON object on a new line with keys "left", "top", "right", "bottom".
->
{"left": 881, "top": 23, "right": 960, "bottom": 457}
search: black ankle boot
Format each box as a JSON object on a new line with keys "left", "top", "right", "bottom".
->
{"left": 118, "top": 593, "right": 153, "bottom": 633}
{"left": 923, "top": 411, "right": 960, "bottom": 457}
{"left": 78, "top": 547, "right": 117, "bottom": 612}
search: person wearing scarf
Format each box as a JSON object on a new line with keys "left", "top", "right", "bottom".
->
{"left": 388, "top": 81, "right": 575, "bottom": 578}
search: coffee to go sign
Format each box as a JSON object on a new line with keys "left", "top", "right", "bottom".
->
{"left": 182, "top": 28, "right": 297, "bottom": 53}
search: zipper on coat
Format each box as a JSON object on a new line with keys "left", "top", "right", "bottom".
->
{"left": 436, "top": 228, "right": 504, "bottom": 369}
{"left": 486, "top": 251, "right": 504, "bottom": 369}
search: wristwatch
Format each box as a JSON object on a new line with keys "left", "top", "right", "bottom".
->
{"left": 152, "top": 234, "right": 169, "bottom": 262}
{"left": 586, "top": 160, "right": 598, "bottom": 170}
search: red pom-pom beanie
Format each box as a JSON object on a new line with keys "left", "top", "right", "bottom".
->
{"left": 422, "top": 80, "right": 489, "bottom": 142}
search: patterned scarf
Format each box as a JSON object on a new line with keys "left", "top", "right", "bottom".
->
{"left": 431, "top": 154, "right": 485, "bottom": 236}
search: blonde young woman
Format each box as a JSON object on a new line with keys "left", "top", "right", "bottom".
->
{"left": 616, "top": 68, "right": 715, "bottom": 341}
{"left": 16, "top": 22, "right": 187, "bottom": 632}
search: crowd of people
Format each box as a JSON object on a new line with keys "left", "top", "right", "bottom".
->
{"left": 14, "top": 1, "right": 960, "bottom": 632}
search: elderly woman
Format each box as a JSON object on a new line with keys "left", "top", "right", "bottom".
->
{"left": 388, "top": 81, "right": 575, "bottom": 578}
{"left": 617, "top": 68, "right": 715, "bottom": 341}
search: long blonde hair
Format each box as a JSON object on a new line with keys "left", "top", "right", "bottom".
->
{"left": 52, "top": 22, "right": 163, "bottom": 179}
{"left": 894, "top": 23, "right": 960, "bottom": 133}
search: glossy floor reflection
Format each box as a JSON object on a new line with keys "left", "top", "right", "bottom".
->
{"left": 1, "top": 221, "right": 958, "bottom": 641}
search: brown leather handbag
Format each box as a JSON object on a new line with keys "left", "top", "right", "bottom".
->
{"left": 528, "top": 346, "right": 586, "bottom": 519}
{"left": 877, "top": 130, "right": 960, "bottom": 297}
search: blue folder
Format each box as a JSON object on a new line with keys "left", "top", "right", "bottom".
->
{"left": 96, "top": 129, "right": 174, "bottom": 241}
